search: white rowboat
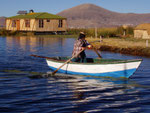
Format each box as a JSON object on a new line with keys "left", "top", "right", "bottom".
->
{"left": 46, "top": 57, "right": 142, "bottom": 78}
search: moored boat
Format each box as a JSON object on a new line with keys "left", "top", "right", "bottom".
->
{"left": 46, "top": 57, "right": 142, "bottom": 78}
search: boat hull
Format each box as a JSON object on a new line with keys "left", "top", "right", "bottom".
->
{"left": 46, "top": 58, "right": 142, "bottom": 78}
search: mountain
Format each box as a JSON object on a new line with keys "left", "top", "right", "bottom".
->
{"left": 0, "top": 17, "right": 6, "bottom": 28}
{"left": 57, "top": 4, "right": 150, "bottom": 28}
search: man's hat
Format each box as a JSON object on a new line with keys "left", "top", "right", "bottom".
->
{"left": 78, "top": 32, "right": 86, "bottom": 39}
{"left": 80, "top": 32, "right": 85, "bottom": 34}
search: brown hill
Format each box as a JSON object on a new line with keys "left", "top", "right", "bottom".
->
{"left": 57, "top": 4, "right": 150, "bottom": 28}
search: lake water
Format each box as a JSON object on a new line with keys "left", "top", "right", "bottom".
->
{"left": 0, "top": 36, "right": 150, "bottom": 113}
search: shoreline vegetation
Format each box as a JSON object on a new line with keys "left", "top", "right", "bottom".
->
{"left": 1, "top": 27, "right": 150, "bottom": 57}
{"left": 87, "top": 38, "right": 150, "bottom": 57}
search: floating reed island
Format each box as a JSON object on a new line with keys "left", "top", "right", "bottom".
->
{"left": 87, "top": 37, "right": 150, "bottom": 57}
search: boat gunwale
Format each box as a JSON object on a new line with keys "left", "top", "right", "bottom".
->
{"left": 46, "top": 57, "right": 142, "bottom": 65}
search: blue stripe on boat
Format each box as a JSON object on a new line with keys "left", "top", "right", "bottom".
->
{"left": 49, "top": 66, "right": 136, "bottom": 78}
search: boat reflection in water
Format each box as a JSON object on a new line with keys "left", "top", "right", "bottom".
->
{"left": 46, "top": 73, "right": 143, "bottom": 113}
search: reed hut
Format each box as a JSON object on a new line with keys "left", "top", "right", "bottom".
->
{"left": 6, "top": 12, "right": 67, "bottom": 34}
{"left": 134, "top": 23, "right": 150, "bottom": 39}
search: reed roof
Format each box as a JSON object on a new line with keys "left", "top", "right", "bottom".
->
{"left": 7, "top": 12, "right": 66, "bottom": 19}
{"left": 135, "top": 23, "right": 150, "bottom": 35}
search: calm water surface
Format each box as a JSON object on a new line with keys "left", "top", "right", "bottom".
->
{"left": 0, "top": 36, "right": 150, "bottom": 113}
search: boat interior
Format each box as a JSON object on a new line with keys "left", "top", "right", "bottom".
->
{"left": 52, "top": 57, "right": 124, "bottom": 64}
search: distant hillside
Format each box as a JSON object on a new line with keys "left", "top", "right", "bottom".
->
{"left": 57, "top": 4, "right": 150, "bottom": 28}
{"left": 0, "top": 17, "right": 6, "bottom": 28}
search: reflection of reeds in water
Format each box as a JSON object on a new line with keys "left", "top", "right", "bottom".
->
{"left": 6, "top": 36, "right": 68, "bottom": 52}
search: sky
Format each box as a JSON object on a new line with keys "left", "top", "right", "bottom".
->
{"left": 1, "top": 0, "right": 150, "bottom": 17}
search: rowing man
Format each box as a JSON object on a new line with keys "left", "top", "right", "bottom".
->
{"left": 72, "top": 32, "right": 92, "bottom": 63}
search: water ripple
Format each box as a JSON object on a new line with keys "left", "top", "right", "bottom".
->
{"left": 0, "top": 36, "right": 150, "bottom": 113}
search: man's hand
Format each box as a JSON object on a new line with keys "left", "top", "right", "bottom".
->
{"left": 87, "top": 45, "right": 92, "bottom": 49}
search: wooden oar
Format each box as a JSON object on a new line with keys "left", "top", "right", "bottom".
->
{"left": 93, "top": 47, "right": 102, "bottom": 58}
{"left": 88, "top": 41, "right": 102, "bottom": 59}
{"left": 51, "top": 48, "right": 85, "bottom": 75}
{"left": 31, "top": 49, "right": 85, "bottom": 76}
{"left": 31, "top": 40, "right": 101, "bottom": 76}
{"left": 30, "top": 54, "right": 53, "bottom": 59}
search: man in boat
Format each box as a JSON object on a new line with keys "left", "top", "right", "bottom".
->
{"left": 72, "top": 32, "right": 92, "bottom": 62}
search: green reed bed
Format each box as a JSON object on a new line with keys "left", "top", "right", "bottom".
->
{"left": 67, "top": 26, "right": 134, "bottom": 38}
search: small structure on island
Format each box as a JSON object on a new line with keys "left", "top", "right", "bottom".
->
{"left": 6, "top": 10, "right": 67, "bottom": 34}
{"left": 17, "top": 10, "right": 27, "bottom": 15}
{"left": 122, "top": 25, "right": 128, "bottom": 36}
{"left": 134, "top": 23, "right": 150, "bottom": 39}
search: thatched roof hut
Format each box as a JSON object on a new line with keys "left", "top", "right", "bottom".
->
{"left": 6, "top": 12, "right": 67, "bottom": 33}
{"left": 134, "top": 23, "right": 150, "bottom": 39}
